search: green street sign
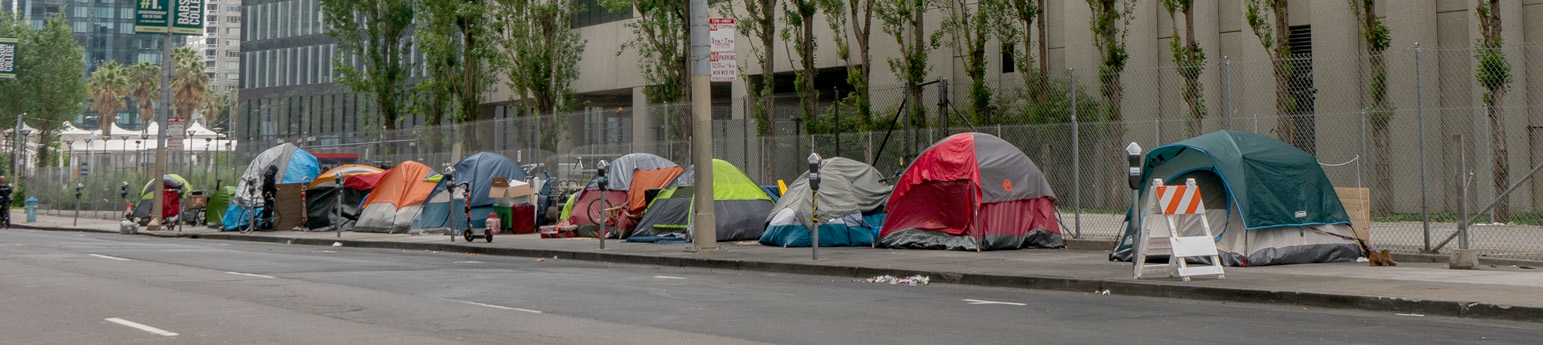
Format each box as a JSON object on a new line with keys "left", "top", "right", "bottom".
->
{"left": 0, "top": 37, "right": 15, "bottom": 80}
{"left": 135, "top": 0, "right": 205, "bottom": 35}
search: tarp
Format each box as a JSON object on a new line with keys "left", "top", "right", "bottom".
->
{"left": 411, "top": 153, "right": 529, "bottom": 231}
{"left": 760, "top": 157, "right": 892, "bottom": 247}
{"left": 353, "top": 161, "right": 436, "bottom": 233}
{"left": 304, "top": 187, "right": 369, "bottom": 231}
{"left": 585, "top": 153, "right": 679, "bottom": 192}
{"left": 309, "top": 164, "right": 384, "bottom": 189}
{"left": 880, "top": 133, "right": 1063, "bottom": 250}
{"left": 1113, "top": 131, "right": 1360, "bottom": 266}
{"left": 221, "top": 143, "right": 321, "bottom": 231}
{"left": 629, "top": 159, "right": 774, "bottom": 242}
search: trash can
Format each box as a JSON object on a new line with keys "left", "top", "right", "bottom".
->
{"left": 24, "top": 197, "right": 37, "bottom": 223}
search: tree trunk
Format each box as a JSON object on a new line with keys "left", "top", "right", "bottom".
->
{"left": 1488, "top": 91, "right": 1510, "bottom": 223}
{"left": 1371, "top": 121, "right": 1392, "bottom": 216}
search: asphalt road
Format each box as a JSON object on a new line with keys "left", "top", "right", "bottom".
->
{"left": 2, "top": 229, "right": 1539, "bottom": 344}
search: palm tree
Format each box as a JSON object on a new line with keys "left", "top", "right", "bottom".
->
{"left": 171, "top": 47, "right": 210, "bottom": 121}
{"left": 127, "top": 62, "right": 161, "bottom": 124}
{"left": 201, "top": 87, "right": 229, "bottom": 126}
{"left": 88, "top": 61, "right": 129, "bottom": 136}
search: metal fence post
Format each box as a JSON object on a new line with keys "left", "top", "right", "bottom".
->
{"left": 1069, "top": 68, "right": 1081, "bottom": 239}
{"left": 1417, "top": 43, "right": 1431, "bottom": 252}
{"left": 1223, "top": 56, "right": 1233, "bottom": 130}
{"left": 1455, "top": 134, "right": 1468, "bottom": 251}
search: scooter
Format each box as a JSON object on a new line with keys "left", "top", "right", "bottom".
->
{"left": 457, "top": 181, "right": 493, "bottom": 243}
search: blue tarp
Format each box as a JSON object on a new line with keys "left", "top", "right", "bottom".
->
{"left": 411, "top": 153, "right": 529, "bottom": 230}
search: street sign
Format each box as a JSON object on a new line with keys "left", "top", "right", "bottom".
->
{"left": 167, "top": 116, "right": 185, "bottom": 151}
{"left": 708, "top": 18, "right": 736, "bottom": 83}
{"left": 0, "top": 37, "right": 16, "bottom": 80}
{"left": 136, "top": 0, "right": 206, "bottom": 35}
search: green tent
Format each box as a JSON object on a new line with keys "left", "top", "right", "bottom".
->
{"left": 628, "top": 159, "right": 774, "bottom": 242}
{"left": 1114, "top": 131, "right": 1360, "bottom": 266}
{"left": 205, "top": 186, "right": 237, "bottom": 227}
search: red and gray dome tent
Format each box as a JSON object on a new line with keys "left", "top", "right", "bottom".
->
{"left": 879, "top": 132, "right": 1063, "bottom": 250}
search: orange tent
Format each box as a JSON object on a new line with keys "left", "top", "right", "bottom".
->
{"left": 309, "top": 164, "right": 385, "bottom": 189}
{"left": 628, "top": 166, "right": 683, "bottom": 212}
{"left": 353, "top": 161, "right": 437, "bottom": 233}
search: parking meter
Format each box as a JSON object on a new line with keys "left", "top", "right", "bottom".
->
{"left": 596, "top": 160, "right": 609, "bottom": 249}
{"left": 74, "top": 183, "right": 84, "bottom": 226}
{"left": 1126, "top": 142, "right": 1142, "bottom": 190}
{"left": 808, "top": 153, "right": 822, "bottom": 259}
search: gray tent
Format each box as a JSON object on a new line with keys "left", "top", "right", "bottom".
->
{"left": 759, "top": 157, "right": 892, "bottom": 247}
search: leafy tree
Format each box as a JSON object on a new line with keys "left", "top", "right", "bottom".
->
{"left": 127, "top": 62, "right": 161, "bottom": 124}
{"left": 1474, "top": 0, "right": 1511, "bottom": 222}
{"left": 494, "top": 0, "right": 584, "bottom": 115}
{"left": 320, "top": 0, "right": 415, "bottom": 130}
{"left": 201, "top": 88, "right": 232, "bottom": 127}
{"left": 415, "top": 0, "right": 499, "bottom": 125}
{"left": 941, "top": 0, "right": 994, "bottom": 124}
{"left": 89, "top": 61, "right": 129, "bottom": 136}
{"left": 995, "top": 0, "right": 1045, "bottom": 105}
{"left": 1164, "top": 0, "right": 1204, "bottom": 136}
{"left": 0, "top": 14, "right": 87, "bottom": 165}
{"left": 171, "top": 46, "right": 209, "bottom": 124}
{"left": 834, "top": 0, "right": 875, "bottom": 127}
{"left": 601, "top": 0, "right": 689, "bottom": 103}
{"left": 1244, "top": 0, "right": 1311, "bottom": 151}
{"left": 1086, "top": 0, "right": 1134, "bottom": 122}
{"left": 719, "top": 0, "right": 777, "bottom": 135}
{"left": 493, "top": 0, "right": 584, "bottom": 152}
{"left": 783, "top": 0, "right": 843, "bottom": 131}
{"left": 877, "top": 0, "right": 941, "bottom": 129}
{"left": 1348, "top": 0, "right": 1392, "bottom": 216}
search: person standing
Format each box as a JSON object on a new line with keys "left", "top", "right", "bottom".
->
{"left": 0, "top": 176, "right": 14, "bottom": 229}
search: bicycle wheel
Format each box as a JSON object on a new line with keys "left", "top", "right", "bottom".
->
{"left": 586, "top": 197, "right": 606, "bottom": 224}
{"left": 241, "top": 207, "right": 255, "bottom": 234}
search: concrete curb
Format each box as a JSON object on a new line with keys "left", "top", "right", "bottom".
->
{"left": 13, "top": 223, "right": 1543, "bottom": 322}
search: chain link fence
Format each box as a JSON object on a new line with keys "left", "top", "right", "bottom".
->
{"left": 18, "top": 44, "right": 1543, "bottom": 261}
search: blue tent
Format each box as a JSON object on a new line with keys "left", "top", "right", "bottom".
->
{"left": 221, "top": 143, "right": 321, "bottom": 230}
{"left": 411, "top": 152, "right": 530, "bottom": 231}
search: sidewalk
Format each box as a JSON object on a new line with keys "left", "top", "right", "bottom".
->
{"left": 12, "top": 212, "right": 1543, "bottom": 323}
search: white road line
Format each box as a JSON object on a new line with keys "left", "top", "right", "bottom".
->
{"left": 454, "top": 261, "right": 484, "bottom": 264}
{"left": 653, "top": 276, "right": 687, "bottom": 280}
{"left": 313, "top": 250, "right": 337, "bottom": 253}
{"left": 224, "top": 272, "right": 276, "bottom": 279}
{"left": 89, "top": 254, "right": 131, "bottom": 261}
{"left": 104, "top": 318, "right": 179, "bottom": 337}
{"left": 452, "top": 300, "right": 543, "bottom": 314}
{"left": 963, "top": 299, "right": 1026, "bottom": 306}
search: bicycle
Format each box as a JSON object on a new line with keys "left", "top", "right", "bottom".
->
{"left": 240, "top": 178, "right": 278, "bottom": 234}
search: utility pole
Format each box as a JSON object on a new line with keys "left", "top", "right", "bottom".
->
{"left": 688, "top": 0, "right": 717, "bottom": 252}
{"left": 150, "top": 13, "right": 173, "bottom": 230}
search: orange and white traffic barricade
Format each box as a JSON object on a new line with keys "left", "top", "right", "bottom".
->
{"left": 1134, "top": 178, "right": 1225, "bottom": 281}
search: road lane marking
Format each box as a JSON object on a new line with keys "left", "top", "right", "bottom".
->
{"left": 653, "top": 276, "right": 687, "bottom": 280}
{"left": 454, "top": 261, "right": 484, "bottom": 264}
{"left": 313, "top": 250, "right": 337, "bottom": 253}
{"left": 224, "top": 272, "right": 276, "bottom": 279}
{"left": 451, "top": 300, "right": 543, "bottom": 314}
{"left": 90, "top": 254, "right": 132, "bottom": 261}
{"left": 105, "top": 318, "right": 178, "bottom": 336}
{"left": 963, "top": 299, "right": 1025, "bottom": 306}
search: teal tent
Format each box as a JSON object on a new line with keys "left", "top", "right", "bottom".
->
{"left": 1114, "top": 131, "right": 1361, "bottom": 266}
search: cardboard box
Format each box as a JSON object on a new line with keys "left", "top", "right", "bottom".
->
{"left": 1335, "top": 187, "right": 1371, "bottom": 242}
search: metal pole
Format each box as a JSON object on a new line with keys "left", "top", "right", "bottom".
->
{"left": 150, "top": 12, "right": 172, "bottom": 230}
{"left": 1070, "top": 68, "right": 1081, "bottom": 239}
{"left": 834, "top": 89, "right": 841, "bottom": 157}
{"left": 1417, "top": 43, "right": 1431, "bottom": 252}
{"left": 1359, "top": 110, "right": 1367, "bottom": 187}
{"left": 1223, "top": 57, "right": 1233, "bottom": 130}
{"left": 1455, "top": 134, "right": 1468, "bottom": 250}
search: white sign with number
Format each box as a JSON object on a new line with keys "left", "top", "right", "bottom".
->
{"left": 167, "top": 117, "right": 185, "bottom": 151}
{"left": 709, "top": 18, "right": 736, "bottom": 83}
